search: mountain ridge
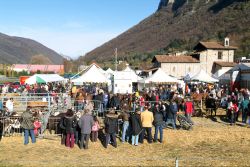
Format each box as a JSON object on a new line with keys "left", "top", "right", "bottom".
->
{"left": 0, "top": 32, "right": 63, "bottom": 64}
{"left": 81, "top": 0, "right": 250, "bottom": 67}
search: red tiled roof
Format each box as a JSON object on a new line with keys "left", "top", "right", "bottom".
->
{"left": 214, "top": 61, "right": 237, "bottom": 67}
{"left": 153, "top": 55, "right": 200, "bottom": 63}
{"left": 13, "top": 64, "right": 28, "bottom": 69}
{"left": 142, "top": 67, "right": 159, "bottom": 72}
{"left": 198, "top": 42, "right": 238, "bottom": 50}
{"left": 13, "top": 64, "right": 64, "bottom": 73}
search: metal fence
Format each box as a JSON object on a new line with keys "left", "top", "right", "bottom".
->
{"left": 0, "top": 115, "right": 63, "bottom": 138}
{"left": 0, "top": 93, "right": 73, "bottom": 114}
{"left": 0, "top": 94, "right": 221, "bottom": 138}
{"left": 0, "top": 116, "right": 22, "bottom": 137}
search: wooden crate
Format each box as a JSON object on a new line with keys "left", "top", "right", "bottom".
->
{"left": 27, "top": 101, "right": 48, "bottom": 107}
{"left": 0, "top": 93, "right": 20, "bottom": 97}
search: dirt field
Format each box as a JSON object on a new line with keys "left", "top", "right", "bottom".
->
{"left": 1, "top": 113, "right": 250, "bottom": 167}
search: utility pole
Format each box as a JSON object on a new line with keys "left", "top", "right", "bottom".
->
{"left": 115, "top": 48, "right": 118, "bottom": 71}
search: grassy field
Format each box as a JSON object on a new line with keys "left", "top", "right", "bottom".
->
{"left": 1, "top": 113, "right": 250, "bottom": 167}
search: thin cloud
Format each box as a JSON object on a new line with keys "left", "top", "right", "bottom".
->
{"left": 62, "top": 21, "right": 86, "bottom": 29}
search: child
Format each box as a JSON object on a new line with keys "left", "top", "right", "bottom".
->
{"left": 228, "top": 100, "right": 238, "bottom": 125}
{"left": 34, "top": 118, "right": 41, "bottom": 136}
{"left": 91, "top": 116, "right": 100, "bottom": 142}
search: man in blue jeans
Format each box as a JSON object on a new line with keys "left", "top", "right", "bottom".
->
{"left": 20, "top": 108, "right": 36, "bottom": 145}
{"left": 118, "top": 108, "right": 130, "bottom": 143}
{"left": 139, "top": 106, "right": 154, "bottom": 144}
{"left": 0, "top": 100, "right": 3, "bottom": 116}
{"left": 165, "top": 100, "right": 177, "bottom": 130}
{"left": 153, "top": 109, "right": 164, "bottom": 143}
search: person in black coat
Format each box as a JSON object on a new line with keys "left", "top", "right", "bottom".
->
{"left": 109, "top": 94, "right": 120, "bottom": 110}
{"left": 165, "top": 100, "right": 177, "bottom": 129}
{"left": 130, "top": 110, "right": 142, "bottom": 146}
{"left": 104, "top": 109, "right": 118, "bottom": 148}
{"left": 63, "top": 109, "right": 77, "bottom": 148}
{"left": 59, "top": 116, "right": 66, "bottom": 145}
{"left": 94, "top": 92, "right": 104, "bottom": 113}
{"left": 153, "top": 110, "right": 164, "bottom": 143}
{"left": 205, "top": 95, "right": 217, "bottom": 116}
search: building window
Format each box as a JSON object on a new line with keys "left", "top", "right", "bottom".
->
{"left": 188, "top": 67, "right": 191, "bottom": 72}
{"left": 172, "top": 67, "right": 176, "bottom": 73}
{"left": 218, "top": 52, "right": 222, "bottom": 60}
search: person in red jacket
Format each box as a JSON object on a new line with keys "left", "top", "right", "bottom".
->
{"left": 139, "top": 95, "right": 145, "bottom": 112}
{"left": 33, "top": 118, "right": 41, "bottom": 136}
{"left": 228, "top": 100, "right": 238, "bottom": 125}
{"left": 184, "top": 98, "right": 194, "bottom": 125}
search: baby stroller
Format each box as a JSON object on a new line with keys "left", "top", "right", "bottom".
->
{"left": 177, "top": 114, "right": 193, "bottom": 130}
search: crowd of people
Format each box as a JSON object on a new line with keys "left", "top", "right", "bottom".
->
{"left": 1, "top": 81, "right": 250, "bottom": 147}
{"left": 0, "top": 82, "right": 69, "bottom": 95}
{"left": 21, "top": 100, "right": 194, "bottom": 148}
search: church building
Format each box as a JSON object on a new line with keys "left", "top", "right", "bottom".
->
{"left": 152, "top": 38, "right": 237, "bottom": 78}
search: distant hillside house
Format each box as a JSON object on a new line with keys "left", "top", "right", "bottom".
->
{"left": 152, "top": 38, "right": 237, "bottom": 78}
{"left": 13, "top": 64, "right": 64, "bottom": 74}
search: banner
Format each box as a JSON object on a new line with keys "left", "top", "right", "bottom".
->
{"left": 231, "top": 70, "right": 240, "bottom": 82}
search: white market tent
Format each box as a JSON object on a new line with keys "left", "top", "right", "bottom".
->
{"left": 122, "top": 65, "right": 142, "bottom": 82}
{"left": 98, "top": 66, "right": 106, "bottom": 74}
{"left": 233, "top": 63, "right": 250, "bottom": 81}
{"left": 25, "top": 74, "right": 65, "bottom": 85}
{"left": 113, "top": 71, "right": 133, "bottom": 94}
{"left": 229, "top": 63, "right": 250, "bottom": 72}
{"left": 123, "top": 65, "right": 133, "bottom": 72}
{"left": 140, "top": 68, "right": 179, "bottom": 84}
{"left": 106, "top": 68, "right": 114, "bottom": 74}
{"left": 71, "top": 64, "right": 109, "bottom": 84}
{"left": 104, "top": 68, "right": 114, "bottom": 80}
{"left": 213, "top": 69, "right": 229, "bottom": 79}
{"left": 191, "top": 69, "right": 219, "bottom": 83}
{"left": 219, "top": 63, "right": 250, "bottom": 81}
{"left": 183, "top": 73, "right": 195, "bottom": 81}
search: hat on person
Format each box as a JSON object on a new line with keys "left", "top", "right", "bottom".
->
{"left": 136, "top": 110, "right": 141, "bottom": 114}
{"left": 109, "top": 108, "right": 116, "bottom": 114}
{"left": 84, "top": 109, "right": 91, "bottom": 114}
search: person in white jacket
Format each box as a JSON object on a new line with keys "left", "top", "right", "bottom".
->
{"left": 6, "top": 98, "right": 14, "bottom": 116}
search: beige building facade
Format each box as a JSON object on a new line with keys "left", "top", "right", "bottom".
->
{"left": 152, "top": 39, "right": 237, "bottom": 78}
{"left": 161, "top": 62, "right": 201, "bottom": 78}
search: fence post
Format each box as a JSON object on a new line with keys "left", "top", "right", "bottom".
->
{"left": 175, "top": 157, "right": 179, "bottom": 167}
{"left": 25, "top": 96, "right": 28, "bottom": 111}
{"left": 201, "top": 99, "right": 202, "bottom": 110}
{"left": 48, "top": 93, "right": 51, "bottom": 113}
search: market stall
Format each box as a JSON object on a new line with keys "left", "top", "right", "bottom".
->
{"left": 191, "top": 69, "right": 219, "bottom": 83}
{"left": 25, "top": 74, "right": 65, "bottom": 85}
{"left": 138, "top": 68, "right": 179, "bottom": 91}
{"left": 71, "top": 64, "right": 109, "bottom": 84}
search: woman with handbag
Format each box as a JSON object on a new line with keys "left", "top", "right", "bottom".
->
{"left": 63, "top": 109, "right": 77, "bottom": 148}
{"left": 130, "top": 110, "right": 142, "bottom": 146}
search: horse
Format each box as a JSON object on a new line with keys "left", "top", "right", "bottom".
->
{"left": 205, "top": 96, "right": 217, "bottom": 117}
{"left": 190, "top": 93, "right": 204, "bottom": 117}
{"left": 47, "top": 112, "right": 66, "bottom": 135}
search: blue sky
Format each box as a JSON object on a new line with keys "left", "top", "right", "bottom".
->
{"left": 0, "top": 0, "right": 159, "bottom": 59}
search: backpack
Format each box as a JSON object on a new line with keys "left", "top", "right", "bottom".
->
{"left": 170, "top": 103, "right": 178, "bottom": 113}
{"left": 59, "top": 118, "right": 65, "bottom": 130}
{"left": 92, "top": 122, "right": 99, "bottom": 131}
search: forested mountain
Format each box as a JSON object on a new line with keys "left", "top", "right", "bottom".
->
{"left": 0, "top": 32, "right": 63, "bottom": 64}
{"left": 80, "top": 0, "right": 250, "bottom": 68}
